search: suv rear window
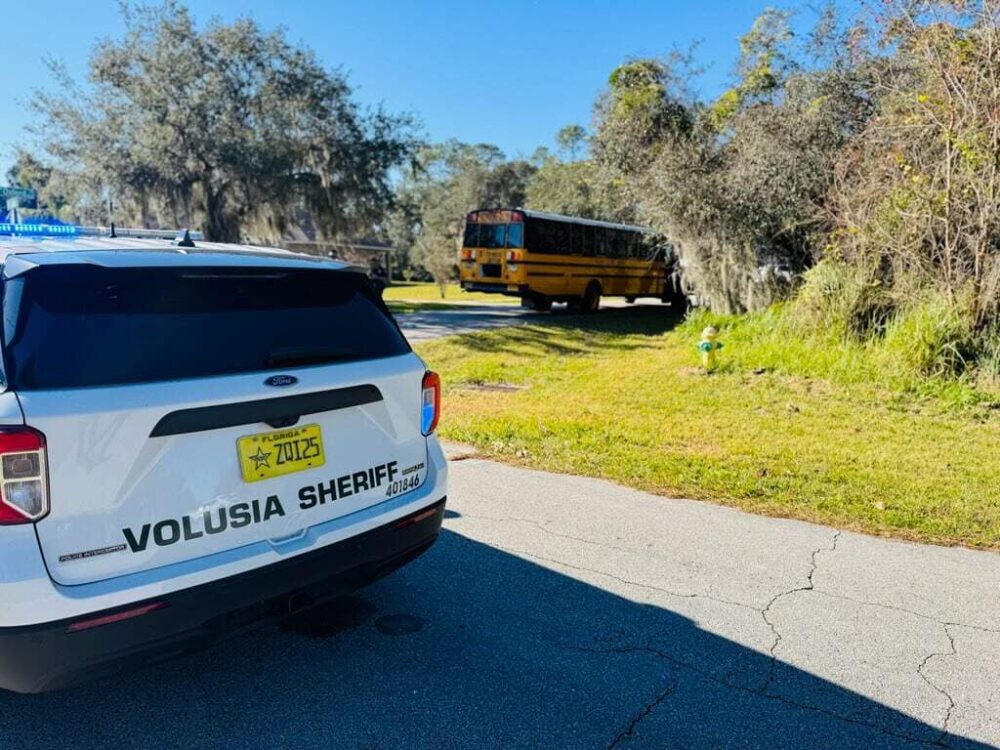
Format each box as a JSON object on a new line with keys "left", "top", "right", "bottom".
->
{"left": 2, "top": 265, "right": 410, "bottom": 390}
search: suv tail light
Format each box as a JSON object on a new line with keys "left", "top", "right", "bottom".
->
{"left": 0, "top": 428, "right": 49, "bottom": 524}
{"left": 421, "top": 371, "right": 441, "bottom": 435}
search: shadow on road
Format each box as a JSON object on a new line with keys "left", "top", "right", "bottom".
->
{"left": 444, "top": 305, "right": 687, "bottom": 358}
{"left": 0, "top": 529, "right": 987, "bottom": 749}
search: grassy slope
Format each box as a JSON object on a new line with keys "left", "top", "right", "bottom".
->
{"left": 414, "top": 307, "right": 1000, "bottom": 549}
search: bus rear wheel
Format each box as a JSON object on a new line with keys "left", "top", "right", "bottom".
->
{"left": 580, "top": 281, "right": 602, "bottom": 313}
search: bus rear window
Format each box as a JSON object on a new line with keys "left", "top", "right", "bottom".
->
{"left": 463, "top": 223, "right": 520, "bottom": 249}
{"left": 2, "top": 265, "right": 410, "bottom": 390}
{"left": 507, "top": 223, "right": 524, "bottom": 248}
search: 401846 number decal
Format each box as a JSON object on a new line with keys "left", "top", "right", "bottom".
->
{"left": 385, "top": 474, "right": 421, "bottom": 497}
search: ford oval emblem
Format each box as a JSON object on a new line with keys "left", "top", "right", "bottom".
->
{"left": 265, "top": 374, "right": 298, "bottom": 388}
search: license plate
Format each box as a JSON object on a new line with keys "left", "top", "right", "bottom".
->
{"left": 237, "top": 424, "right": 325, "bottom": 483}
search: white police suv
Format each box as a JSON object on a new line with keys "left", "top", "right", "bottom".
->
{"left": 0, "top": 223, "right": 447, "bottom": 692}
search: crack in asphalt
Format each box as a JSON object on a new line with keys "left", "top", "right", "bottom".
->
{"left": 460, "top": 521, "right": 988, "bottom": 747}
{"left": 516, "top": 531, "right": 967, "bottom": 748}
{"left": 812, "top": 591, "right": 1000, "bottom": 636}
{"left": 606, "top": 679, "right": 680, "bottom": 749}
{"left": 916, "top": 624, "right": 959, "bottom": 746}
{"left": 489, "top": 542, "right": 761, "bottom": 614}
{"left": 459, "top": 512, "right": 689, "bottom": 565}
{"left": 463, "top": 513, "right": 1000, "bottom": 637}
{"left": 759, "top": 531, "right": 842, "bottom": 694}
{"left": 564, "top": 640, "right": 962, "bottom": 750}
{"left": 462, "top": 513, "right": 768, "bottom": 612}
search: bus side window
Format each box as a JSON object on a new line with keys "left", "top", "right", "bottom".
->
{"left": 582, "top": 225, "right": 595, "bottom": 256}
{"left": 553, "top": 222, "right": 571, "bottom": 255}
{"left": 537, "top": 220, "right": 561, "bottom": 254}
{"left": 610, "top": 229, "right": 625, "bottom": 258}
{"left": 571, "top": 224, "right": 584, "bottom": 256}
{"left": 595, "top": 227, "right": 608, "bottom": 257}
{"left": 522, "top": 219, "right": 536, "bottom": 251}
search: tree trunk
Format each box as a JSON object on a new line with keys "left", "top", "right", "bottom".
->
{"left": 203, "top": 183, "right": 239, "bottom": 243}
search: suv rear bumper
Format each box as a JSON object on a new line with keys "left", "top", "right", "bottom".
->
{"left": 0, "top": 497, "right": 445, "bottom": 694}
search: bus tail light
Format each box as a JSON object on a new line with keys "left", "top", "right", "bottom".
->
{"left": 0, "top": 428, "right": 49, "bottom": 525}
{"left": 460, "top": 248, "right": 475, "bottom": 261}
{"left": 506, "top": 250, "right": 523, "bottom": 263}
{"left": 421, "top": 371, "right": 441, "bottom": 435}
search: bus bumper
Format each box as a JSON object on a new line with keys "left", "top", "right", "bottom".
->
{"left": 460, "top": 282, "right": 525, "bottom": 295}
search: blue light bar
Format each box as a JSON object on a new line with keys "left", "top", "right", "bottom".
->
{"left": 0, "top": 223, "right": 80, "bottom": 237}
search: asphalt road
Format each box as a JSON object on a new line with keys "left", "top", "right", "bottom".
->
{"left": 395, "top": 303, "right": 542, "bottom": 342}
{"left": 3, "top": 454, "right": 998, "bottom": 749}
{"left": 394, "top": 300, "right": 668, "bottom": 342}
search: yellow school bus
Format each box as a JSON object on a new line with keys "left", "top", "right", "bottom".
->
{"left": 457, "top": 208, "right": 683, "bottom": 311}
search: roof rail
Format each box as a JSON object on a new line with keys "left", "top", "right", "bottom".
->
{"left": 79, "top": 226, "right": 205, "bottom": 241}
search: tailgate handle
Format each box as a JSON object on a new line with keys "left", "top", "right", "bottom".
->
{"left": 150, "top": 385, "right": 383, "bottom": 437}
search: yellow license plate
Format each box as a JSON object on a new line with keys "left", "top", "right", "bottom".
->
{"left": 237, "top": 424, "right": 325, "bottom": 483}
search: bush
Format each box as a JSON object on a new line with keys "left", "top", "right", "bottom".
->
{"left": 789, "top": 261, "right": 894, "bottom": 340}
{"left": 680, "top": 271, "right": 994, "bottom": 407}
{"left": 879, "top": 296, "right": 977, "bottom": 378}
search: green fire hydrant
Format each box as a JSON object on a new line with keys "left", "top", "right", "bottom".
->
{"left": 698, "top": 326, "right": 723, "bottom": 372}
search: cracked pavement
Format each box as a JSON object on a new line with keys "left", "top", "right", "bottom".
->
{"left": 2, "top": 456, "right": 998, "bottom": 749}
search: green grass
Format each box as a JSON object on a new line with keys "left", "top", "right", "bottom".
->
{"left": 684, "top": 305, "right": 996, "bottom": 409}
{"left": 382, "top": 282, "right": 518, "bottom": 305}
{"left": 414, "top": 307, "right": 1000, "bottom": 549}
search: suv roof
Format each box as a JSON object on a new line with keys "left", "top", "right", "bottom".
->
{"left": 0, "top": 236, "right": 349, "bottom": 272}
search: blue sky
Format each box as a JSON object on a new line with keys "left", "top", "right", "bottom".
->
{"left": 1, "top": 0, "right": 844, "bottom": 177}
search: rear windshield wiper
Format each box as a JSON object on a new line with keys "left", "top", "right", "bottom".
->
{"left": 265, "top": 347, "right": 357, "bottom": 368}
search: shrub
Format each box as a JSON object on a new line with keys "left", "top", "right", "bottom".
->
{"left": 789, "top": 261, "right": 894, "bottom": 340}
{"left": 879, "top": 295, "right": 978, "bottom": 378}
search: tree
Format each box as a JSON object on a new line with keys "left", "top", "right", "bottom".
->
{"left": 26, "top": 1, "right": 417, "bottom": 241}
{"left": 392, "top": 142, "right": 535, "bottom": 290}
{"left": 592, "top": 11, "right": 870, "bottom": 312}
{"left": 525, "top": 128, "right": 633, "bottom": 221}
{"left": 830, "top": 0, "right": 1000, "bottom": 328}
{"left": 554, "top": 124, "right": 587, "bottom": 160}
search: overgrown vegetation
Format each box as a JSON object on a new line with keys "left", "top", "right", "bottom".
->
{"left": 416, "top": 308, "right": 1000, "bottom": 548}
{"left": 594, "top": 1, "right": 1000, "bottom": 382}
{"left": 593, "top": 9, "right": 868, "bottom": 314}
